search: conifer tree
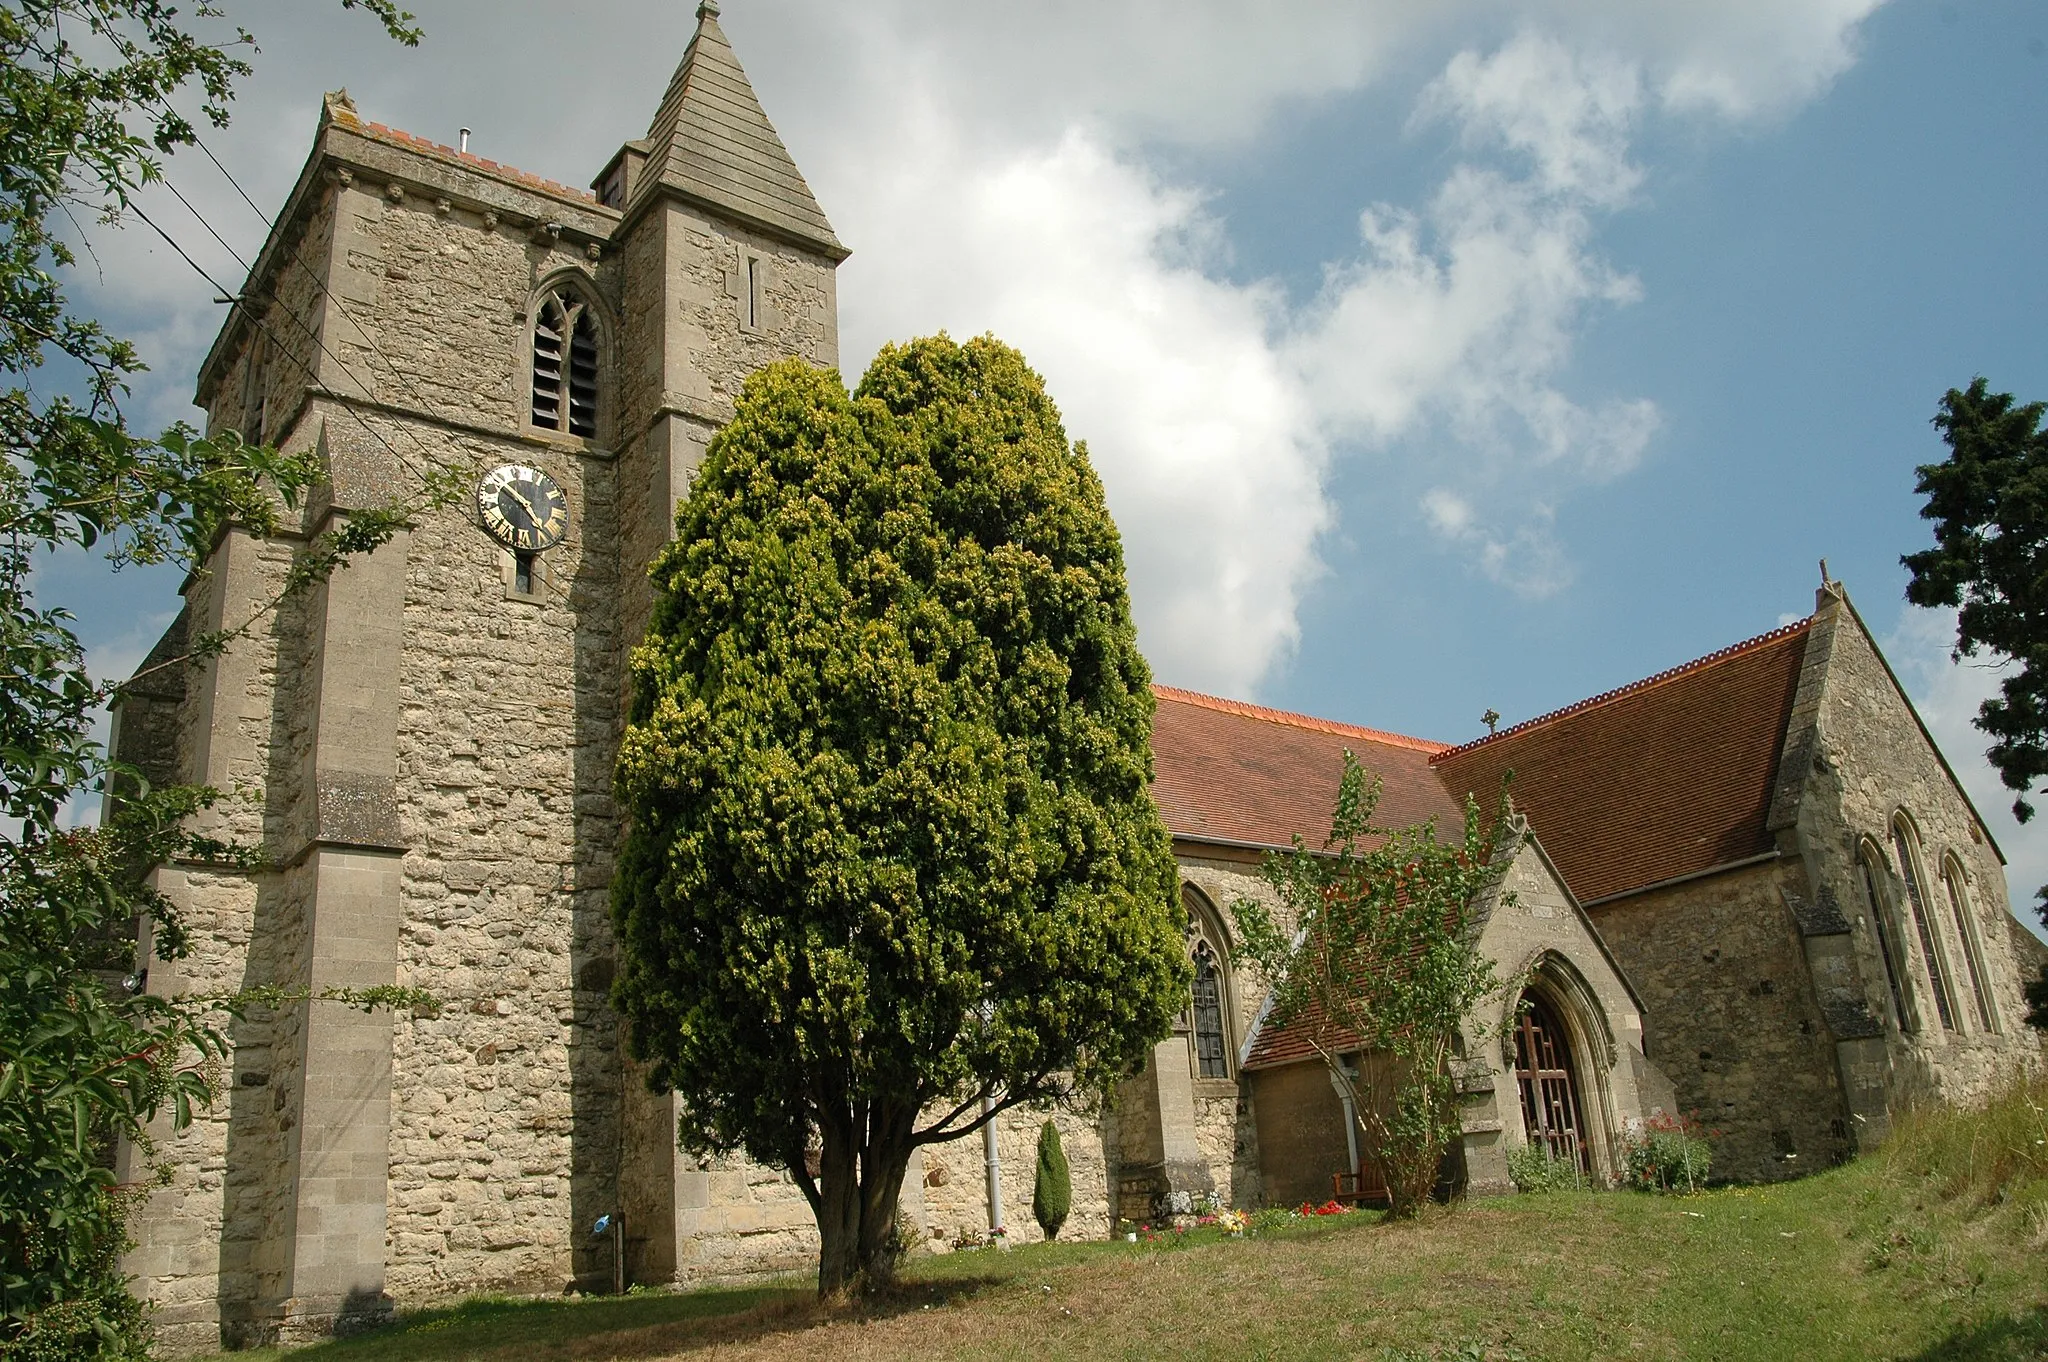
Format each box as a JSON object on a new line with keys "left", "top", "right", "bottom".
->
{"left": 1032, "top": 1120, "right": 1071, "bottom": 1240}
{"left": 612, "top": 337, "right": 1187, "bottom": 1295}
{"left": 1904, "top": 378, "right": 2048, "bottom": 1027}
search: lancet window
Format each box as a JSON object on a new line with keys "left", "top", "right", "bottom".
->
{"left": 1858, "top": 843, "right": 1912, "bottom": 1032}
{"left": 1183, "top": 885, "right": 1234, "bottom": 1081}
{"left": 1941, "top": 856, "right": 1998, "bottom": 1033}
{"left": 531, "top": 288, "right": 600, "bottom": 439}
{"left": 1891, "top": 816, "right": 1957, "bottom": 1032}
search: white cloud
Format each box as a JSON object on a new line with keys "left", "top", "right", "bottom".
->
{"left": 1883, "top": 605, "right": 2048, "bottom": 943}
{"left": 52, "top": 2, "right": 1890, "bottom": 698}
{"left": 1285, "top": 35, "right": 1661, "bottom": 596}
{"left": 830, "top": 122, "right": 1328, "bottom": 693}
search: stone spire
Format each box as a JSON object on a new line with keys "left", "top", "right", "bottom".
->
{"left": 636, "top": 2, "right": 847, "bottom": 259}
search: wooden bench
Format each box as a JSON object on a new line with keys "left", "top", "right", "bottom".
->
{"left": 1331, "top": 1164, "right": 1391, "bottom": 1209}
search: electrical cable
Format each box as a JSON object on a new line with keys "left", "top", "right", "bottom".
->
{"left": 140, "top": 162, "right": 588, "bottom": 612}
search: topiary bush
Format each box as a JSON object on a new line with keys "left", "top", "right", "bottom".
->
{"left": 1033, "top": 1120, "right": 1071, "bottom": 1240}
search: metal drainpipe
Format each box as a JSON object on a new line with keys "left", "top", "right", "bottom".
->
{"left": 1331, "top": 1067, "right": 1361, "bottom": 1176}
{"left": 981, "top": 1093, "right": 1004, "bottom": 1234}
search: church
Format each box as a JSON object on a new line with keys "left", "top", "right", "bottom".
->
{"left": 111, "top": 4, "right": 2048, "bottom": 1351}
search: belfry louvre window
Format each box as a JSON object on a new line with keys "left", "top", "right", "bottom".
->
{"left": 531, "top": 291, "right": 599, "bottom": 438}
{"left": 1892, "top": 818, "right": 1958, "bottom": 1032}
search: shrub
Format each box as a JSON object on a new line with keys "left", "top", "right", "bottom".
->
{"left": 1248, "top": 1206, "right": 1298, "bottom": 1235}
{"left": 1622, "top": 1112, "right": 1713, "bottom": 1192}
{"left": 1505, "top": 1143, "right": 1586, "bottom": 1193}
{"left": 1032, "top": 1120, "right": 1071, "bottom": 1240}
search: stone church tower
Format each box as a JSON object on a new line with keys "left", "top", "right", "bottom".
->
{"left": 115, "top": 4, "right": 846, "bottom": 1348}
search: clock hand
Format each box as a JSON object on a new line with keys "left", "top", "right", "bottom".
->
{"left": 498, "top": 486, "right": 538, "bottom": 532}
{"left": 513, "top": 484, "right": 556, "bottom": 533}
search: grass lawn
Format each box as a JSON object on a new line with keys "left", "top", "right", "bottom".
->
{"left": 203, "top": 1082, "right": 2048, "bottom": 1362}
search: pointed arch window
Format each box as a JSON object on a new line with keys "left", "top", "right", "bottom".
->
{"left": 1940, "top": 857, "right": 1998, "bottom": 1033}
{"left": 1891, "top": 816, "right": 1957, "bottom": 1032}
{"left": 531, "top": 288, "right": 600, "bottom": 439}
{"left": 1183, "top": 885, "right": 1235, "bottom": 1081}
{"left": 1858, "top": 843, "right": 1912, "bottom": 1033}
{"left": 1191, "top": 943, "right": 1228, "bottom": 1079}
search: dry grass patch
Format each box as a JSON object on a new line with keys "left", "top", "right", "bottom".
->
{"left": 205, "top": 1082, "right": 2048, "bottom": 1361}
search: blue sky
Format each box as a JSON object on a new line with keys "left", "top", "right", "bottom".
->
{"left": 43, "top": 0, "right": 2048, "bottom": 933}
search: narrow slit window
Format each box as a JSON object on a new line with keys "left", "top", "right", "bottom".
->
{"left": 531, "top": 289, "right": 600, "bottom": 438}
{"left": 1942, "top": 862, "right": 1997, "bottom": 1033}
{"left": 1860, "top": 852, "right": 1911, "bottom": 1032}
{"left": 1892, "top": 820, "right": 1957, "bottom": 1032}
{"left": 513, "top": 550, "right": 536, "bottom": 596}
{"left": 745, "top": 256, "right": 761, "bottom": 330}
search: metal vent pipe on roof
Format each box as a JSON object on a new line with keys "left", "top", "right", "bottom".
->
{"left": 459, "top": 127, "right": 471, "bottom": 154}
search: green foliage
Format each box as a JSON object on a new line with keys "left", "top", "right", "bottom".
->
{"left": 1247, "top": 1206, "right": 1299, "bottom": 1236}
{"left": 1619, "top": 1113, "right": 1713, "bottom": 1193}
{"left": 1904, "top": 379, "right": 2048, "bottom": 825}
{"left": 612, "top": 336, "right": 1186, "bottom": 1296}
{"left": 1232, "top": 757, "right": 1516, "bottom": 1219}
{"left": 1504, "top": 1143, "right": 1585, "bottom": 1194}
{"left": 0, "top": 3, "right": 419, "bottom": 1355}
{"left": 1032, "top": 1120, "right": 1071, "bottom": 1240}
{"left": 1900, "top": 377, "right": 2048, "bottom": 1025}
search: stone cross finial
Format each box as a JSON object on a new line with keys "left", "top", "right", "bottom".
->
{"left": 698, "top": 0, "right": 720, "bottom": 17}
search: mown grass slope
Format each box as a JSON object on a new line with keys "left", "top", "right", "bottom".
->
{"left": 207, "top": 1072, "right": 2048, "bottom": 1362}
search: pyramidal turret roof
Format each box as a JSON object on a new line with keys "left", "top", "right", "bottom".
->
{"left": 637, "top": 1, "right": 847, "bottom": 259}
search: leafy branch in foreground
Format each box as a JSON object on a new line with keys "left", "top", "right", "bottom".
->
{"left": 1233, "top": 755, "right": 1518, "bottom": 1218}
{"left": 0, "top": 786, "right": 432, "bottom": 1358}
{"left": 0, "top": 3, "right": 422, "bottom": 1355}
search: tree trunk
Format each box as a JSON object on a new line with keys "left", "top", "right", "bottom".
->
{"left": 810, "top": 1100, "right": 917, "bottom": 1297}
{"left": 813, "top": 1112, "right": 862, "bottom": 1297}
{"left": 853, "top": 1139, "right": 912, "bottom": 1290}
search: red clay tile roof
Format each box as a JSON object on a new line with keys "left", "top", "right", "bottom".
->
{"left": 1430, "top": 620, "right": 1812, "bottom": 905}
{"left": 326, "top": 101, "right": 603, "bottom": 208}
{"left": 1243, "top": 995, "right": 1354, "bottom": 1070}
{"left": 1150, "top": 686, "right": 1457, "bottom": 850}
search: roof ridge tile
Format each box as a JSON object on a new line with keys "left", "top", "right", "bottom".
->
{"left": 355, "top": 120, "right": 599, "bottom": 205}
{"left": 1152, "top": 684, "right": 1447, "bottom": 754}
{"left": 1430, "top": 617, "right": 1815, "bottom": 765}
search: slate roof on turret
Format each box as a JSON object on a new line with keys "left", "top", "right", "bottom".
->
{"left": 1150, "top": 686, "right": 1457, "bottom": 851}
{"left": 634, "top": 2, "right": 847, "bottom": 259}
{"left": 1430, "top": 620, "right": 1814, "bottom": 905}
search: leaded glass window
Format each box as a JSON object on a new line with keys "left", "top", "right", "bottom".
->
{"left": 1192, "top": 942, "right": 1228, "bottom": 1079}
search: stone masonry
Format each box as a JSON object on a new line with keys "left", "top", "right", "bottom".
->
{"left": 115, "top": 8, "right": 2046, "bottom": 1356}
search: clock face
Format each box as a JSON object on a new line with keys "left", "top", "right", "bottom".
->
{"left": 476, "top": 464, "right": 569, "bottom": 552}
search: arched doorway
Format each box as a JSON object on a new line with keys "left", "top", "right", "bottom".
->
{"left": 1514, "top": 991, "right": 1588, "bottom": 1170}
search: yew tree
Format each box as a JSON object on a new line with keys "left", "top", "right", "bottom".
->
{"left": 611, "top": 336, "right": 1187, "bottom": 1295}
